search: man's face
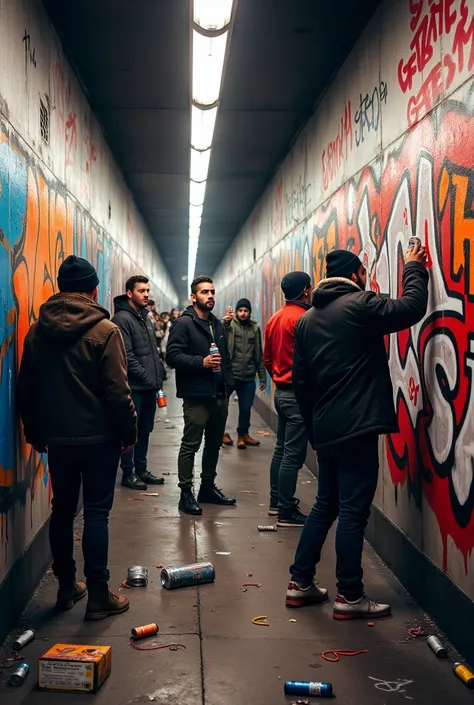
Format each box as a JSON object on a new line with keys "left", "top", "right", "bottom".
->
{"left": 192, "top": 283, "right": 215, "bottom": 312}
{"left": 128, "top": 282, "right": 150, "bottom": 309}
{"left": 302, "top": 284, "right": 313, "bottom": 302}
{"left": 237, "top": 307, "right": 250, "bottom": 321}
{"left": 352, "top": 265, "right": 367, "bottom": 291}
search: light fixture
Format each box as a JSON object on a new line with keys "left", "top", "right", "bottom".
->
{"left": 187, "top": 0, "right": 237, "bottom": 289}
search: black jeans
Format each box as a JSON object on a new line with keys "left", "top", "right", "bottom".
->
{"left": 290, "top": 434, "right": 379, "bottom": 601}
{"left": 121, "top": 389, "right": 156, "bottom": 476}
{"left": 234, "top": 379, "right": 256, "bottom": 436}
{"left": 48, "top": 441, "right": 120, "bottom": 587}
{"left": 269, "top": 388, "right": 308, "bottom": 512}
{"left": 177, "top": 396, "right": 229, "bottom": 489}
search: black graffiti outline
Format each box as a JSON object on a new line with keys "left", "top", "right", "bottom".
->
{"left": 354, "top": 82, "right": 388, "bottom": 147}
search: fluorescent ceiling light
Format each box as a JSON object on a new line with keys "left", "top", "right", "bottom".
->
{"left": 191, "top": 105, "right": 218, "bottom": 151}
{"left": 192, "top": 30, "right": 227, "bottom": 106}
{"left": 190, "top": 147, "right": 211, "bottom": 182}
{"left": 190, "top": 179, "right": 207, "bottom": 206}
{"left": 189, "top": 203, "right": 203, "bottom": 219}
{"left": 194, "top": 0, "right": 233, "bottom": 30}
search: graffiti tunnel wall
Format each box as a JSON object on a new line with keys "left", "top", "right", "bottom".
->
{"left": 0, "top": 0, "right": 177, "bottom": 638}
{"left": 213, "top": 0, "right": 474, "bottom": 630}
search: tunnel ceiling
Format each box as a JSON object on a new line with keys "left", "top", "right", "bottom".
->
{"left": 43, "top": 0, "right": 382, "bottom": 303}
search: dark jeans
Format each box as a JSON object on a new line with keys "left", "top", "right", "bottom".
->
{"left": 48, "top": 441, "right": 120, "bottom": 586}
{"left": 290, "top": 434, "right": 379, "bottom": 601}
{"left": 121, "top": 389, "right": 156, "bottom": 476}
{"left": 269, "top": 388, "right": 308, "bottom": 512}
{"left": 178, "top": 396, "right": 229, "bottom": 489}
{"left": 234, "top": 379, "right": 256, "bottom": 435}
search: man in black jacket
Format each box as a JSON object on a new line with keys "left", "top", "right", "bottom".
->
{"left": 112, "top": 275, "right": 165, "bottom": 490}
{"left": 286, "top": 241, "right": 428, "bottom": 621}
{"left": 166, "top": 275, "right": 236, "bottom": 515}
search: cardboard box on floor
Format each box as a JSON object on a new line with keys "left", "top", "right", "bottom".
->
{"left": 38, "top": 643, "right": 112, "bottom": 693}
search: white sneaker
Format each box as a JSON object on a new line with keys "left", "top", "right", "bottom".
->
{"left": 285, "top": 580, "right": 329, "bottom": 608}
{"left": 333, "top": 593, "right": 391, "bottom": 620}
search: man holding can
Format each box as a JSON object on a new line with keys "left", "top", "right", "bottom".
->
{"left": 166, "top": 275, "right": 236, "bottom": 515}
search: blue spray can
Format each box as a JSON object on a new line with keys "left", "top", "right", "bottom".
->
{"left": 284, "top": 681, "right": 333, "bottom": 697}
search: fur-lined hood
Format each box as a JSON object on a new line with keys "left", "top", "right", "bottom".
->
{"left": 312, "top": 277, "right": 362, "bottom": 309}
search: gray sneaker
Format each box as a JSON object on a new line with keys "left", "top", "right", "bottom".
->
{"left": 333, "top": 594, "right": 391, "bottom": 620}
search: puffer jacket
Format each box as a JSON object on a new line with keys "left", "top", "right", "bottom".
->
{"left": 112, "top": 295, "right": 164, "bottom": 391}
{"left": 224, "top": 317, "right": 266, "bottom": 382}
{"left": 17, "top": 293, "right": 137, "bottom": 447}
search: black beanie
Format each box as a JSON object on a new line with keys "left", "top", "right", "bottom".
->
{"left": 57, "top": 255, "right": 99, "bottom": 293}
{"left": 281, "top": 271, "right": 311, "bottom": 301}
{"left": 326, "top": 250, "right": 362, "bottom": 279}
{"left": 236, "top": 298, "right": 251, "bottom": 313}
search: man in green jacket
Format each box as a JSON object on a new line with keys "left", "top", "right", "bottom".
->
{"left": 222, "top": 298, "right": 266, "bottom": 449}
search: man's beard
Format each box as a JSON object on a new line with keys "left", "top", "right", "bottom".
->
{"left": 354, "top": 275, "right": 366, "bottom": 291}
{"left": 196, "top": 300, "right": 214, "bottom": 312}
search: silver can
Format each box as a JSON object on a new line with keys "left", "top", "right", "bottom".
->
{"left": 258, "top": 525, "right": 277, "bottom": 532}
{"left": 9, "top": 662, "right": 29, "bottom": 686}
{"left": 127, "top": 565, "right": 148, "bottom": 587}
{"left": 13, "top": 629, "right": 35, "bottom": 651}
{"left": 161, "top": 562, "right": 215, "bottom": 589}
{"left": 427, "top": 635, "right": 447, "bottom": 658}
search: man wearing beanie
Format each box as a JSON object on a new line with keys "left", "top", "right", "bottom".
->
{"left": 222, "top": 298, "right": 266, "bottom": 449}
{"left": 264, "top": 271, "right": 313, "bottom": 527}
{"left": 17, "top": 255, "right": 136, "bottom": 621}
{"left": 286, "top": 241, "right": 429, "bottom": 621}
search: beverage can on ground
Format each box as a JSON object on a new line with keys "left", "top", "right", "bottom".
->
{"left": 427, "top": 635, "right": 447, "bottom": 658}
{"left": 9, "top": 663, "right": 29, "bottom": 686}
{"left": 131, "top": 623, "right": 159, "bottom": 640}
{"left": 161, "top": 562, "right": 215, "bottom": 589}
{"left": 257, "top": 525, "right": 277, "bottom": 532}
{"left": 453, "top": 662, "right": 474, "bottom": 688}
{"left": 284, "top": 681, "right": 333, "bottom": 697}
{"left": 13, "top": 629, "right": 35, "bottom": 651}
{"left": 127, "top": 566, "right": 148, "bottom": 587}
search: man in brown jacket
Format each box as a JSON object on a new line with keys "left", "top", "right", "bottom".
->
{"left": 17, "top": 255, "right": 137, "bottom": 621}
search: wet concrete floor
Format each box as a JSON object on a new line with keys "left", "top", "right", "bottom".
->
{"left": 1, "top": 374, "right": 472, "bottom": 704}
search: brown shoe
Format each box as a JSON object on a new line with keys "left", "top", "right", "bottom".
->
{"left": 223, "top": 433, "right": 234, "bottom": 446}
{"left": 55, "top": 581, "right": 87, "bottom": 611}
{"left": 85, "top": 583, "right": 130, "bottom": 621}
{"left": 242, "top": 433, "right": 260, "bottom": 447}
{"left": 237, "top": 436, "right": 247, "bottom": 450}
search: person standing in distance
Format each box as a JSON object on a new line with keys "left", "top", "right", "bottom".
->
{"left": 222, "top": 299, "right": 266, "bottom": 449}
{"left": 112, "top": 276, "right": 165, "bottom": 490}
{"left": 17, "top": 255, "right": 136, "bottom": 620}
{"left": 166, "top": 275, "right": 236, "bottom": 515}
{"left": 286, "top": 241, "right": 428, "bottom": 620}
{"left": 264, "top": 272, "right": 312, "bottom": 527}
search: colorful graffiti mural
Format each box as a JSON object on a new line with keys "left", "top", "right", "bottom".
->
{"left": 0, "top": 120, "right": 173, "bottom": 579}
{"left": 216, "top": 82, "right": 474, "bottom": 594}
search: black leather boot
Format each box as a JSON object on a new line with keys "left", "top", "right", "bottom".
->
{"left": 178, "top": 489, "right": 202, "bottom": 515}
{"left": 121, "top": 472, "right": 147, "bottom": 490}
{"left": 136, "top": 470, "right": 165, "bottom": 485}
{"left": 197, "top": 485, "right": 236, "bottom": 506}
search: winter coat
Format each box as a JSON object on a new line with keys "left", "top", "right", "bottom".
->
{"left": 224, "top": 317, "right": 265, "bottom": 382}
{"left": 263, "top": 302, "right": 311, "bottom": 387}
{"left": 17, "top": 293, "right": 137, "bottom": 447}
{"left": 112, "top": 295, "right": 164, "bottom": 391}
{"left": 166, "top": 305, "right": 234, "bottom": 398}
{"left": 292, "top": 261, "right": 429, "bottom": 450}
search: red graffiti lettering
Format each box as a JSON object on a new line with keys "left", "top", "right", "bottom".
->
{"left": 321, "top": 102, "right": 353, "bottom": 192}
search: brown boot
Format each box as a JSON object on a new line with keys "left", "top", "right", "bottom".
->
{"left": 55, "top": 581, "right": 87, "bottom": 611}
{"left": 237, "top": 435, "right": 247, "bottom": 450}
{"left": 242, "top": 433, "right": 260, "bottom": 447}
{"left": 85, "top": 583, "right": 130, "bottom": 621}
{"left": 223, "top": 432, "right": 233, "bottom": 446}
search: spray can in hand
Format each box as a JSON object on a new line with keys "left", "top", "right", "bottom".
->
{"left": 209, "top": 342, "right": 221, "bottom": 373}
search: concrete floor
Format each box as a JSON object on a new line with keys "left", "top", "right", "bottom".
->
{"left": 1, "top": 373, "right": 472, "bottom": 704}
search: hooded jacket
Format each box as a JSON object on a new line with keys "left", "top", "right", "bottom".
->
{"left": 292, "top": 261, "right": 429, "bottom": 450}
{"left": 224, "top": 316, "right": 266, "bottom": 383}
{"left": 17, "top": 293, "right": 137, "bottom": 447}
{"left": 112, "top": 295, "right": 164, "bottom": 391}
{"left": 166, "top": 305, "right": 234, "bottom": 398}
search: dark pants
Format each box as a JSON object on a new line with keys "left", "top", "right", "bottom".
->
{"left": 290, "top": 434, "right": 379, "bottom": 601}
{"left": 269, "top": 388, "right": 308, "bottom": 512}
{"left": 121, "top": 389, "right": 156, "bottom": 476}
{"left": 234, "top": 379, "right": 256, "bottom": 436}
{"left": 178, "top": 396, "right": 229, "bottom": 489}
{"left": 48, "top": 441, "right": 120, "bottom": 587}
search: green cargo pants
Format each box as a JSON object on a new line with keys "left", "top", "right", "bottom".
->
{"left": 177, "top": 396, "right": 229, "bottom": 489}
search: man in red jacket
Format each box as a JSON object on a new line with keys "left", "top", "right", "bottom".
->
{"left": 264, "top": 271, "right": 312, "bottom": 527}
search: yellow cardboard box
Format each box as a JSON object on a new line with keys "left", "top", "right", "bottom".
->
{"left": 38, "top": 643, "right": 112, "bottom": 693}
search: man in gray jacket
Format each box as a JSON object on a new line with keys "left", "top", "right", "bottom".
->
{"left": 112, "top": 275, "right": 165, "bottom": 490}
{"left": 222, "top": 298, "right": 266, "bottom": 449}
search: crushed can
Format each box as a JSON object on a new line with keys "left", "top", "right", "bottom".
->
{"left": 127, "top": 566, "right": 148, "bottom": 587}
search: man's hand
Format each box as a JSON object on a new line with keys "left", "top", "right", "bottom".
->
{"left": 405, "top": 240, "right": 427, "bottom": 265}
{"left": 33, "top": 442, "right": 47, "bottom": 454}
{"left": 260, "top": 382, "right": 266, "bottom": 391}
{"left": 223, "top": 307, "right": 234, "bottom": 324}
{"left": 121, "top": 443, "right": 135, "bottom": 454}
{"left": 203, "top": 354, "right": 222, "bottom": 369}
